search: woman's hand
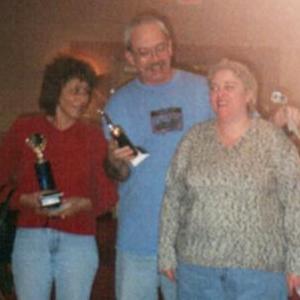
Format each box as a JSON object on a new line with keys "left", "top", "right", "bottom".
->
{"left": 271, "top": 105, "right": 300, "bottom": 129}
{"left": 19, "top": 192, "right": 43, "bottom": 214}
{"left": 287, "top": 273, "right": 300, "bottom": 296}
{"left": 20, "top": 193, "right": 92, "bottom": 219}
{"left": 47, "top": 197, "right": 92, "bottom": 219}
{"left": 161, "top": 269, "right": 176, "bottom": 282}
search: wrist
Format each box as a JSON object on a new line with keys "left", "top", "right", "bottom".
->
{"left": 80, "top": 197, "right": 92, "bottom": 211}
{"left": 104, "top": 158, "right": 130, "bottom": 181}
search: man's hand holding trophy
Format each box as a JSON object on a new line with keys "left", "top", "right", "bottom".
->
{"left": 100, "top": 110, "right": 149, "bottom": 168}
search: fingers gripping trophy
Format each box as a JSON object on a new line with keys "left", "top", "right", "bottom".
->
{"left": 26, "top": 133, "right": 62, "bottom": 209}
{"left": 99, "top": 110, "right": 149, "bottom": 166}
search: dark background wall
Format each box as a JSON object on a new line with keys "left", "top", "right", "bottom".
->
{"left": 1, "top": 0, "right": 300, "bottom": 131}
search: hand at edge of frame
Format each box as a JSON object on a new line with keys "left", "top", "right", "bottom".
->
{"left": 161, "top": 269, "right": 176, "bottom": 282}
{"left": 287, "top": 272, "right": 300, "bottom": 296}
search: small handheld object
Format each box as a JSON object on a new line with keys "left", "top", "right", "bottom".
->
{"left": 26, "top": 133, "right": 62, "bottom": 209}
{"left": 100, "top": 110, "right": 149, "bottom": 167}
{"left": 99, "top": 110, "right": 138, "bottom": 155}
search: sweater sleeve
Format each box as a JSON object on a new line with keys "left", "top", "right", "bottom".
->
{"left": 272, "top": 129, "right": 300, "bottom": 275}
{"left": 158, "top": 127, "right": 196, "bottom": 271}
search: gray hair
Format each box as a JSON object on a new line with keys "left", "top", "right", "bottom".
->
{"left": 208, "top": 58, "right": 258, "bottom": 113}
{"left": 124, "top": 13, "right": 172, "bottom": 51}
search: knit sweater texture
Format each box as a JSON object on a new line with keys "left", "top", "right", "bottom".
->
{"left": 159, "top": 118, "right": 300, "bottom": 275}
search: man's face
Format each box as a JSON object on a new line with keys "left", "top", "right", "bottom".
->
{"left": 125, "top": 22, "right": 173, "bottom": 85}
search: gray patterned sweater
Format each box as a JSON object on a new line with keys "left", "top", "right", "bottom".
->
{"left": 159, "top": 118, "right": 300, "bottom": 274}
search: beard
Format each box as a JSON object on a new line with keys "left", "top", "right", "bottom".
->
{"left": 140, "top": 59, "right": 173, "bottom": 84}
{"left": 145, "top": 60, "right": 166, "bottom": 73}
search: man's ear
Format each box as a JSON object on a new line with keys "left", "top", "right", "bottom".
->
{"left": 125, "top": 50, "right": 135, "bottom": 67}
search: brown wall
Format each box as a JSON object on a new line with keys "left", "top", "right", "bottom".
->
{"left": 1, "top": 0, "right": 300, "bottom": 131}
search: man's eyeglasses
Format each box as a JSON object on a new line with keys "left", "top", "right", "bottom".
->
{"left": 131, "top": 42, "right": 169, "bottom": 59}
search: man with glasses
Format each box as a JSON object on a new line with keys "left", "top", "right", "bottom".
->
{"left": 104, "top": 13, "right": 214, "bottom": 300}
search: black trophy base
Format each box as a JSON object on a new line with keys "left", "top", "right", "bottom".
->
{"left": 40, "top": 190, "right": 62, "bottom": 209}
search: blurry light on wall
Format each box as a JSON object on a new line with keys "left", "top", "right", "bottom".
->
{"left": 71, "top": 52, "right": 104, "bottom": 75}
{"left": 58, "top": 48, "right": 107, "bottom": 76}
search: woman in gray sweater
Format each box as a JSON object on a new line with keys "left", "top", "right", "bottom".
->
{"left": 159, "top": 58, "right": 300, "bottom": 299}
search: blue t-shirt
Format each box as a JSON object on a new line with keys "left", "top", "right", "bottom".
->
{"left": 104, "top": 70, "right": 214, "bottom": 256}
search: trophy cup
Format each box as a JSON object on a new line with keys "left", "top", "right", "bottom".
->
{"left": 99, "top": 110, "right": 149, "bottom": 167}
{"left": 26, "top": 133, "right": 62, "bottom": 209}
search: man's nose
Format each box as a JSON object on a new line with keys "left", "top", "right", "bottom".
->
{"left": 75, "top": 93, "right": 89, "bottom": 104}
{"left": 149, "top": 49, "right": 161, "bottom": 60}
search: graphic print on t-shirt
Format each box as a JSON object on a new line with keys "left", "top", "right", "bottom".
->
{"left": 150, "top": 107, "right": 183, "bottom": 134}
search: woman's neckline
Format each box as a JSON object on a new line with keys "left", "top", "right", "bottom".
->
{"left": 45, "top": 115, "right": 78, "bottom": 132}
{"left": 215, "top": 117, "right": 254, "bottom": 148}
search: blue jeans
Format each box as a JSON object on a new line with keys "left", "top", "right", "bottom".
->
{"left": 12, "top": 228, "right": 99, "bottom": 300}
{"left": 116, "top": 250, "right": 176, "bottom": 300}
{"left": 177, "top": 262, "right": 288, "bottom": 300}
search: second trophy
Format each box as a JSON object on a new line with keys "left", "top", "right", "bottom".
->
{"left": 99, "top": 110, "right": 138, "bottom": 155}
{"left": 99, "top": 110, "right": 149, "bottom": 166}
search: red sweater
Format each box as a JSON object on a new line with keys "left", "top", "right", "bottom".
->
{"left": 0, "top": 114, "right": 118, "bottom": 235}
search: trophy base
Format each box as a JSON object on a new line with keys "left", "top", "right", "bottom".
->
{"left": 130, "top": 146, "right": 149, "bottom": 167}
{"left": 40, "top": 190, "right": 62, "bottom": 209}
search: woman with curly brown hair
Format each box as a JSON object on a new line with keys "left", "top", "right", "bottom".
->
{"left": 0, "top": 55, "right": 117, "bottom": 300}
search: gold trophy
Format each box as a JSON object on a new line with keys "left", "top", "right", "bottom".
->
{"left": 26, "top": 133, "right": 62, "bottom": 209}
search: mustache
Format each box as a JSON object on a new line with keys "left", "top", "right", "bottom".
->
{"left": 146, "top": 61, "right": 166, "bottom": 71}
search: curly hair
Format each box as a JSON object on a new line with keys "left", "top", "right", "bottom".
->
{"left": 39, "top": 55, "right": 97, "bottom": 116}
